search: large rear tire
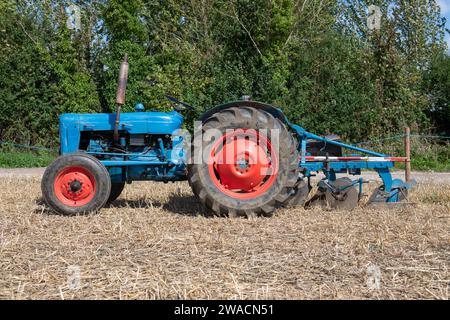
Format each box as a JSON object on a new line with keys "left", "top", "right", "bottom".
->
{"left": 188, "top": 106, "right": 299, "bottom": 217}
{"left": 41, "top": 153, "right": 111, "bottom": 215}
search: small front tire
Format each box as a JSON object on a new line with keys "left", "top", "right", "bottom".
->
{"left": 41, "top": 153, "right": 111, "bottom": 215}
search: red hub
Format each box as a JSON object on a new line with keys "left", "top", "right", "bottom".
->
{"left": 208, "top": 129, "right": 278, "bottom": 200}
{"left": 53, "top": 166, "right": 96, "bottom": 207}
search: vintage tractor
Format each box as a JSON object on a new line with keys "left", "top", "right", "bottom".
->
{"left": 41, "top": 56, "right": 416, "bottom": 216}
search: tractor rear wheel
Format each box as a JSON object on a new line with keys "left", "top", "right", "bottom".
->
{"left": 107, "top": 182, "right": 126, "bottom": 204}
{"left": 41, "top": 153, "right": 111, "bottom": 215}
{"left": 188, "top": 107, "right": 299, "bottom": 217}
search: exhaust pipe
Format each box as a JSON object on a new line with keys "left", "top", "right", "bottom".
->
{"left": 113, "top": 54, "right": 129, "bottom": 143}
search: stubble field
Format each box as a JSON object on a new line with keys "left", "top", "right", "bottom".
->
{"left": 0, "top": 175, "right": 448, "bottom": 300}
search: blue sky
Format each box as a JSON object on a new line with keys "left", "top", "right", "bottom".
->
{"left": 438, "top": 0, "right": 450, "bottom": 52}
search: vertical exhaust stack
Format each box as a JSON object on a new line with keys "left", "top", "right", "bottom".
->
{"left": 114, "top": 54, "right": 129, "bottom": 143}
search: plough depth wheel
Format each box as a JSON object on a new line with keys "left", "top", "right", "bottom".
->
{"left": 306, "top": 177, "right": 359, "bottom": 210}
{"left": 284, "top": 180, "right": 311, "bottom": 207}
{"left": 325, "top": 177, "right": 359, "bottom": 210}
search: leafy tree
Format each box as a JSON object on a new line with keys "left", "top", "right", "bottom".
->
{"left": 0, "top": 0, "right": 448, "bottom": 147}
{"left": 336, "top": 0, "right": 446, "bottom": 137}
{"left": 0, "top": 0, "right": 101, "bottom": 145}
{"left": 425, "top": 53, "right": 450, "bottom": 136}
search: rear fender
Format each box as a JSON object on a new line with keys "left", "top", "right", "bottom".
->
{"left": 200, "top": 100, "right": 289, "bottom": 125}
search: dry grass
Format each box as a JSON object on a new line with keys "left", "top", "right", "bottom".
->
{"left": 0, "top": 177, "right": 448, "bottom": 300}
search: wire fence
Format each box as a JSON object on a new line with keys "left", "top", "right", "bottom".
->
{"left": 0, "top": 140, "right": 58, "bottom": 152}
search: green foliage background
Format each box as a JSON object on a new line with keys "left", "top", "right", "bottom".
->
{"left": 0, "top": 0, "right": 449, "bottom": 148}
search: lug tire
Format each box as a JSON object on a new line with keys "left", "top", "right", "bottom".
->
{"left": 188, "top": 106, "right": 299, "bottom": 217}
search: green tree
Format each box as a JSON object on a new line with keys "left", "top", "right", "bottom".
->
{"left": 425, "top": 53, "right": 450, "bottom": 136}
{"left": 0, "top": 0, "right": 101, "bottom": 146}
{"left": 0, "top": 0, "right": 448, "bottom": 148}
{"left": 337, "top": 0, "right": 446, "bottom": 137}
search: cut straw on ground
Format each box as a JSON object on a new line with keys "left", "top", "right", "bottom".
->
{"left": 0, "top": 177, "right": 448, "bottom": 299}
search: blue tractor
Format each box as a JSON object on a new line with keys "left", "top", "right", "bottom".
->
{"left": 41, "top": 56, "right": 415, "bottom": 216}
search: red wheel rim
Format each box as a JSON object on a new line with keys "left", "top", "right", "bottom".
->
{"left": 53, "top": 166, "right": 96, "bottom": 207}
{"left": 208, "top": 129, "right": 279, "bottom": 200}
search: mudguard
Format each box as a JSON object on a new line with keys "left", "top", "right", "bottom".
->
{"left": 200, "top": 100, "right": 288, "bottom": 125}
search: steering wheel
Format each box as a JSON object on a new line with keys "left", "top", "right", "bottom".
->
{"left": 165, "top": 95, "right": 196, "bottom": 111}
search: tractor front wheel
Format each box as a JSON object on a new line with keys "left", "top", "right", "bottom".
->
{"left": 41, "top": 153, "right": 111, "bottom": 215}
